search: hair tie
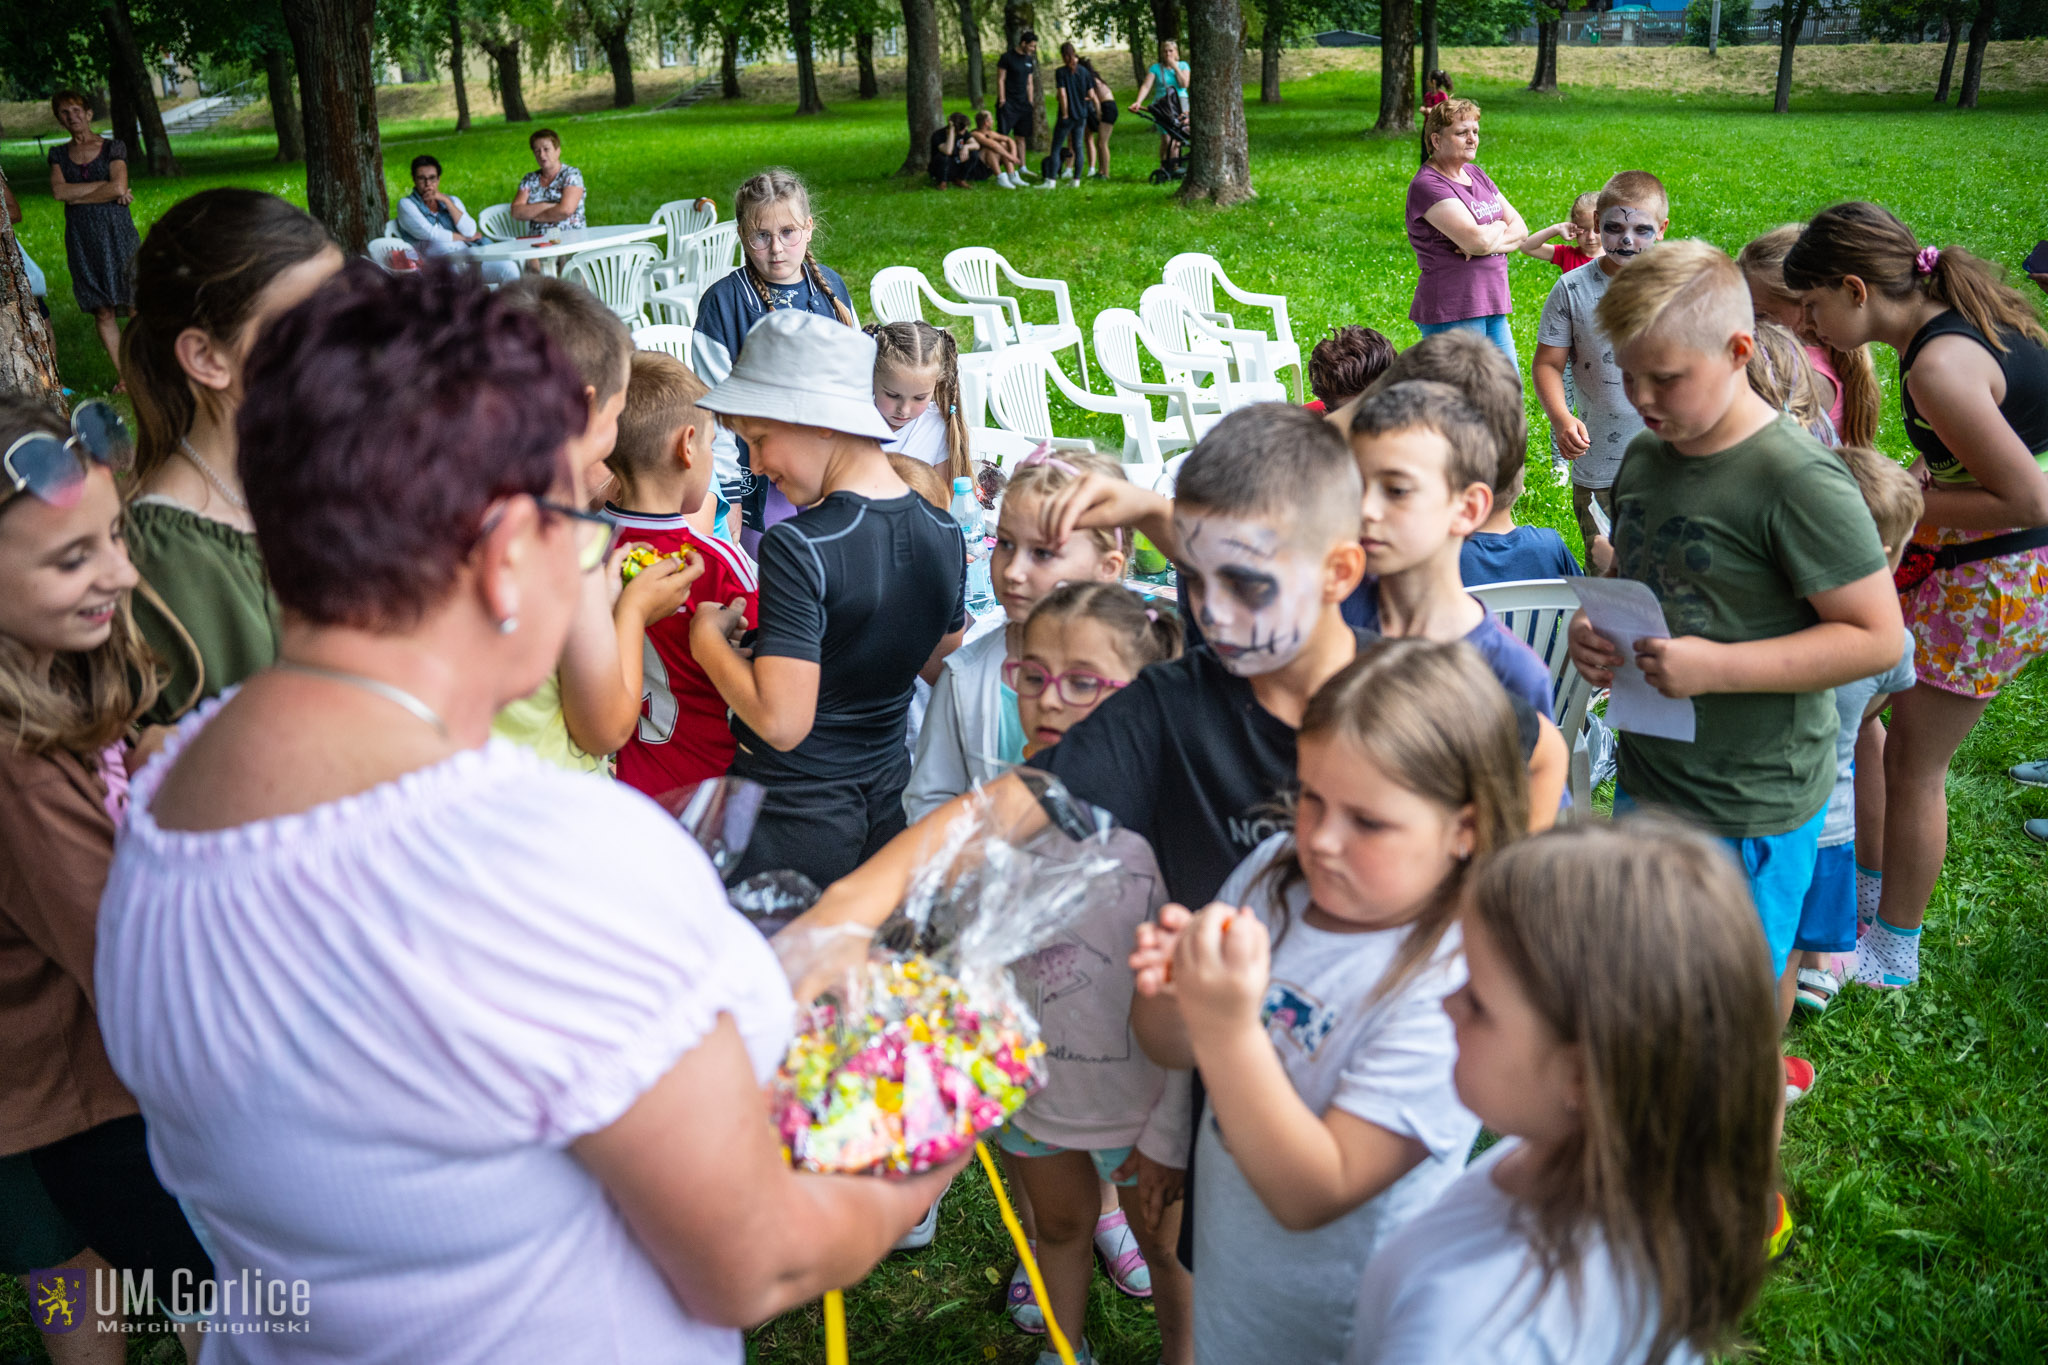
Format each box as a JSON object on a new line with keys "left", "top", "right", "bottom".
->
{"left": 1017, "top": 443, "right": 1080, "bottom": 478}
{"left": 1915, "top": 246, "right": 1941, "bottom": 276}
{"left": 1145, "top": 608, "right": 1158, "bottom": 622}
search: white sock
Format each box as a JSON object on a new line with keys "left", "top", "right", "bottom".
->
{"left": 1855, "top": 864, "right": 1882, "bottom": 936}
{"left": 1853, "top": 915, "right": 1920, "bottom": 987}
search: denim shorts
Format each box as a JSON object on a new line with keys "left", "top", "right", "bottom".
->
{"left": 995, "top": 1121, "right": 1136, "bottom": 1186}
{"left": 1417, "top": 313, "right": 1519, "bottom": 376}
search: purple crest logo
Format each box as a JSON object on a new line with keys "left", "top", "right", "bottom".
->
{"left": 29, "top": 1267, "right": 85, "bottom": 1334}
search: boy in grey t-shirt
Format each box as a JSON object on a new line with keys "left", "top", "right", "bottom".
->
{"left": 1533, "top": 170, "right": 1669, "bottom": 557}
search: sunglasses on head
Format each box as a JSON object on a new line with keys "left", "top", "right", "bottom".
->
{"left": 2, "top": 402, "right": 130, "bottom": 509}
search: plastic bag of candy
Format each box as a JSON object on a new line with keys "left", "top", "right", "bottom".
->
{"left": 769, "top": 772, "right": 1122, "bottom": 1176}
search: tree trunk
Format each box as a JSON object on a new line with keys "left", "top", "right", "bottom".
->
{"left": 1529, "top": 7, "right": 1559, "bottom": 92}
{"left": 1420, "top": 0, "right": 1438, "bottom": 96}
{"left": 1150, "top": 0, "right": 1182, "bottom": 46}
{"left": 721, "top": 26, "right": 743, "bottom": 97}
{"left": 1956, "top": 0, "right": 1994, "bottom": 108}
{"left": 101, "top": 2, "right": 177, "bottom": 176}
{"left": 1772, "top": 0, "right": 1806, "bottom": 113}
{"left": 1374, "top": 0, "right": 1414, "bottom": 131}
{"left": 281, "top": 0, "right": 387, "bottom": 255}
{"left": 87, "top": 88, "right": 110, "bottom": 120}
{"left": 480, "top": 38, "right": 531, "bottom": 120}
{"left": 449, "top": 7, "right": 471, "bottom": 130}
{"left": 957, "top": 0, "right": 986, "bottom": 108}
{"left": 261, "top": 42, "right": 305, "bottom": 161}
{"left": 108, "top": 73, "right": 143, "bottom": 160}
{"left": 1126, "top": 2, "right": 1148, "bottom": 84}
{"left": 602, "top": 24, "right": 636, "bottom": 106}
{"left": 856, "top": 28, "right": 879, "bottom": 97}
{"left": 1259, "top": 0, "right": 1284, "bottom": 103}
{"left": 0, "top": 168, "right": 66, "bottom": 415}
{"left": 790, "top": 0, "right": 826, "bottom": 114}
{"left": 899, "top": 0, "right": 944, "bottom": 174}
{"left": 1934, "top": 16, "right": 1958, "bottom": 101}
{"left": 1179, "top": 0, "right": 1251, "bottom": 205}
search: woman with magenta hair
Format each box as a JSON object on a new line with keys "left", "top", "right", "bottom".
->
{"left": 92, "top": 261, "right": 960, "bottom": 1362}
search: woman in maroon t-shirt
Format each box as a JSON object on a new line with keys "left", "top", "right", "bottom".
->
{"left": 1405, "top": 97, "right": 1528, "bottom": 373}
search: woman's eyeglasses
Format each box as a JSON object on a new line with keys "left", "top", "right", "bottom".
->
{"left": 744, "top": 225, "right": 809, "bottom": 253}
{"left": 538, "top": 500, "right": 623, "bottom": 573}
{"left": 1002, "top": 658, "right": 1130, "bottom": 707}
{"left": 2, "top": 402, "right": 129, "bottom": 509}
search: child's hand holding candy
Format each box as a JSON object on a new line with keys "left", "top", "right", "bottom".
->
{"left": 1167, "top": 903, "right": 1269, "bottom": 1043}
{"left": 617, "top": 545, "right": 701, "bottom": 626}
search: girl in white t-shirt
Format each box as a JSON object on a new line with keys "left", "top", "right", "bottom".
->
{"left": 869, "top": 320, "right": 971, "bottom": 484}
{"left": 1129, "top": 638, "right": 1529, "bottom": 1365}
{"left": 1347, "top": 816, "right": 1781, "bottom": 1365}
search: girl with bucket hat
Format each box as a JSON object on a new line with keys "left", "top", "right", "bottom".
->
{"left": 692, "top": 310, "right": 969, "bottom": 887}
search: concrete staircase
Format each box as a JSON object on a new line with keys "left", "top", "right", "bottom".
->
{"left": 161, "top": 80, "right": 262, "bottom": 134}
{"left": 652, "top": 77, "right": 722, "bottom": 112}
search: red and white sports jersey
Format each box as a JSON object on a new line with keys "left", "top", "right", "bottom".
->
{"left": 606, "top": 506, "right": 760, "bottom": 802}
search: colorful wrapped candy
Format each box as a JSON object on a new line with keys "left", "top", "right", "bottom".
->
{"left": 767, "top": 773, "right": 1123, "bottom": 1177}
{"left": 620, "top": 546, "right": 692, "bottom": 582}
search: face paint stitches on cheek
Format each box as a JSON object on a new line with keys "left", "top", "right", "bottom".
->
{"left": 1174, "top": 512, "right": 1326, "bottom": 677}
{"left": 1600, "top": 207, "right": 1660, "bottom": 262}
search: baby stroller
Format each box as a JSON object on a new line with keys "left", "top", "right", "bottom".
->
{"left": 1132, "top": 92, "right": 1190, "bottom": 184}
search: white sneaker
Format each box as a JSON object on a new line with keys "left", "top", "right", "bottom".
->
{"left": 892, "top": 1197, "right": 941, "bottom": 1251}
{"left": 1064, "top": 176, "right": 1080, "bottom": 188}
{"left": 997, "top": 172, "right": 1017, "bottom": 188}
{"left": 1035, "top": 178, "right": 1059, "bottom": 190}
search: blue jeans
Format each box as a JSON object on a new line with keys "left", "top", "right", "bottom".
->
{"left": 1417, "top": 314, "right": 1519, "bottom": 376}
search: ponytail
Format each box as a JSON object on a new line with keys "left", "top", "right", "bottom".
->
{"left": 1831, "top": 343, "right": 1880, "bottom": 448}
{"left": 936, "top": 328, "right": 971, "bottom": 484}
{"left": 1783, "top": 201, "right": 2048, "bottom": 354}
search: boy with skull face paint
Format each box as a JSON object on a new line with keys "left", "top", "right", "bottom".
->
{"left": 1534, "top": 170, "right": 1670, "bottom": 559}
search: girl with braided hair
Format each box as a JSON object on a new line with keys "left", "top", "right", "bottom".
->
{"left": 690, "top": 168, "right": 860, "bottom": 544}
{"left": 867, "top": 320, "right": 972, "bottom": 486}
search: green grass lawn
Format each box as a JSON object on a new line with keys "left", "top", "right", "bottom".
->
{"left": 5, "top": 62, "right": 2048, "bottom": 1365}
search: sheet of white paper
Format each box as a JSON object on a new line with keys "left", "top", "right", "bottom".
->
{"left": 1569, "top": 578, "right": 1696, "bottom": 743}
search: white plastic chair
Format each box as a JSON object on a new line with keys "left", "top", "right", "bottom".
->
{"left": 985, "top": 347, "right": 1165, "bottom": 464}
{"left": 942, "top": 247, "right": 1089, "bottom": 387}
{"left": 1091, "top": 308, "right": 1220, "bottom": 457}
{"left": 869, "top": 265, "right": 1005, "bottom": 338}
{"left": 382, "top": 218, "right": 398, "bottom": 240}
{"left": 1162, "top": 252, "right": 1304, "bottom": 402}
{"left": 969, "top": 425, "right": 1042, "bottom": 468}
{"left": 631, "top": 323, "right": 697, "bottom": 361}
{"left": 649, "top": 223, "right": 741, "bottom": 325}
{"left": 365, "top": 237, "right": 417, "bottom": 271}
{"left": 1468, "top": 578, "right": 1600, "bottom": 818}
{"left": 1137, "top": 286, "right": 1289, "bottom": 409}
{"left": 564, "top": 242, "right": 661, "bottom": 326}
{"left": 650, "top": 198, "right": 717, "bottom": 289}
{"left": 477, "top": 202, "right": 517, "bottom": 242}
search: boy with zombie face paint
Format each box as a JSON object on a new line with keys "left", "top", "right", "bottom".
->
{"left": 1534, "top": 170, "right": 1670, "bottom": 558}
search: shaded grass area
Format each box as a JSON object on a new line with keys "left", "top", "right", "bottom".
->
{"left": 3, "top": 65, "right": 2048, "bottom": 1365}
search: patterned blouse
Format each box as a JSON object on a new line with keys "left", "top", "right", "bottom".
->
{"left": 515, "top": 164, "right": 586, "bottom": 235}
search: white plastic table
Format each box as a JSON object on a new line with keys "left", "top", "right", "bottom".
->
{"left": 466, "top": 222, "right": 667, "bottom": 275}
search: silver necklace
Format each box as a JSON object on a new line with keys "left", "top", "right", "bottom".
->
{"left": 179, "top": 438, "right": 247, "bottom": 511}
{"left": 273, "top": 661, "right": 450, "bottom": 738}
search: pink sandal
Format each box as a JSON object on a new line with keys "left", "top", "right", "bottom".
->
{"left": 1006, "top": 1246, "right": 1046, "bottom": 1334}
{"left": 1094, "top": 1209, "right": 1152, "bottom": 1299}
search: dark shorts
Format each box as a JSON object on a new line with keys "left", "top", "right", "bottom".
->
{"left": 960, "top": 158, "right": 994, "bottom": 182}
{"left": 1088, "top": 103, "right": 1118, "bottom": 129}
{"left": 726, "top": 750, "right": 913, "bottom": 889}
{"left": 0, "top": 1152, "right": 84, "bottom": 1274}
{"left": 28, "top": 1116, "right": 214, "bottom": 1286}
{"left": 996, "top": 103, "right": 1032, "bottom": 137}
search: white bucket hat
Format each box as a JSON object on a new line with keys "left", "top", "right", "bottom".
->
{"left": 698, "top": 309, "right": 895, "bottom": 442}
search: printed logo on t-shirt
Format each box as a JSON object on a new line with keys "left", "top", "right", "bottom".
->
{"left": 1613, "top": 503, "right": 1714, "bottom": 636}
{"left": 1261, "top": 979, "right": 1337, "bottom": 1057}
{"left": 1228, "top": 813, "right": 1290, "bottom": 850}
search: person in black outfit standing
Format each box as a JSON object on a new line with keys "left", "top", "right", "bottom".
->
{"left": 1042, "top": 43, "right": 1095, "bottom": 187}
{"left": 692, "top": 311, "right": 968, "bottom": 888}
{"left": 995, "top": 31, "right": 1040, "bottom": 148}
{"left": 45, "top": 90, "right": 140, "bottom": 382}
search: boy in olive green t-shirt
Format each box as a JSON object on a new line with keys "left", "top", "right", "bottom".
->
{"left": 1566, "top": 242, "right": 1903, "bottom": 1011}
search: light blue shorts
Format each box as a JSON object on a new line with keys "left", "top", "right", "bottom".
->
{"left": 1417, "top": 313, "right": 1519, "bottom": 376}
{"left": 995, "top": 1122, "right": 1136, "bottom": 1186}
{"left": 1793, "top": 841, "right": 1857, "bottom": 955}
{"left": 1615, "top": 790, "right": 1822, "bottom": 979}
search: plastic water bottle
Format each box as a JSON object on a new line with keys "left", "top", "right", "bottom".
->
{"left": 950, "top": 477, "right": 997, "bottom": 616}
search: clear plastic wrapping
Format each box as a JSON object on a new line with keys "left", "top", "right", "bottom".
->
{"left": 769, "top": 773, "right": 1122, "bottom": 1175}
